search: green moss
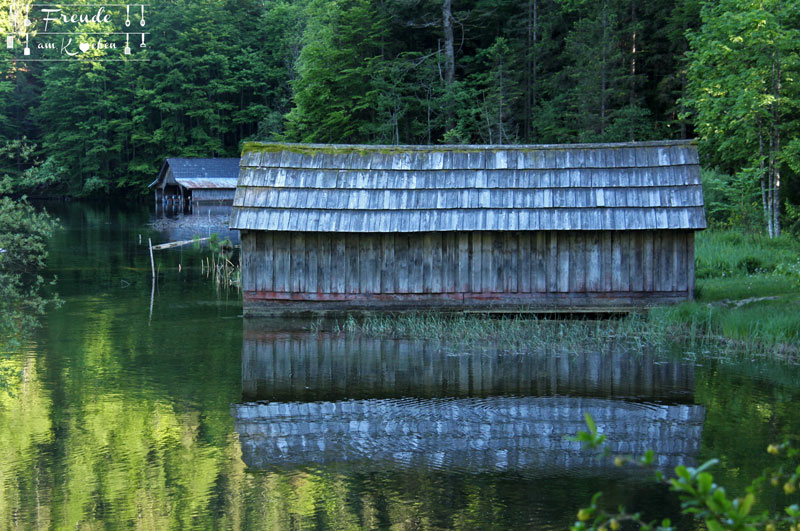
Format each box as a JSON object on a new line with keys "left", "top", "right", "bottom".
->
{"left": 241, "top": 142, "right": 402, "bottom": 157}
{"left": 241, "top": 141, "right": 533, "bottom": 158}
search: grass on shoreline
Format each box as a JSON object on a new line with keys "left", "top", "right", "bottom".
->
{"left": 333, "top": 230, "right": 800, "bottom": 358}
{"left": 686, "top": 230, "right": 800, "bottom": 349}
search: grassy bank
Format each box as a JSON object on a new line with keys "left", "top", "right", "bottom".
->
{"left": 661, "top": 230, "right": 800, "bottom": 350}
{"left": 334, "top": 231, "right": 800, "bottom": 357}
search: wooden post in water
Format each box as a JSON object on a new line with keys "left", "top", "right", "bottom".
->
{"left": 148, "top": 238, "right": 155, "bottom": 279}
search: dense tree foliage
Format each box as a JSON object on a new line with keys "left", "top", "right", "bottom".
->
{"left": 1, "top": 0, "right": 799, "bottom": 234}
{"left": 0, "top": 197, "right": 59, "bottom": 355}
{"left": 684, "top": 0, "right": 800, "bottom": 237}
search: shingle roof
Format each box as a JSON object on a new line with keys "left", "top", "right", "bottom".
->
{"left": 149, "top": 158, "right": 240, "bottom": 189}
{"left": 230, "top": 141, "right": 706, "bottom": 232}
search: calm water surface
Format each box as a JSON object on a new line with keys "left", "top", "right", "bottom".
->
{"left": 3, "top": 202, "right": 800, "bottom": 529}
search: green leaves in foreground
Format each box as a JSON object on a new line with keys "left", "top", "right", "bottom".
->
{"left": 570, "top": 414, "right": 800, "bottom": 531}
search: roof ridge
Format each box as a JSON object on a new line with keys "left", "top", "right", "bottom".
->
{"left": 242, "top": 140, "right": 697, "bottom": 154}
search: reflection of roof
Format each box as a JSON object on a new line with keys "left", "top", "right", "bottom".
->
{"left": 149, "top": 158, "right": 240, "bottom": 189}
{"left": 232, "top": 396, "right": 705, "bottom": 473}
{"left": 231, "top": 140, "right": 706, "bottom": 233}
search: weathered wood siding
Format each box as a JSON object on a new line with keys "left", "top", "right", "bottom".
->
{"left": 241, "top": 229, "right": 695, "bottom": 314}
{"left": 191, "top": 188, "right": 235, "bottom": 203}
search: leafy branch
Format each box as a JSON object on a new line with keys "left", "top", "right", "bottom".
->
{"left": 570, "top": 414, "right": 800, "bottom": 531}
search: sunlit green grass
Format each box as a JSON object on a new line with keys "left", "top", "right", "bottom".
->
{"left": 696, "top": 275, "right": 796, "bottom": 302}
{"left": 695, "top": 230, "right": 800, "bottom": 279}
{"left": 664, "top": 230, "right": 800, "bottom": 350}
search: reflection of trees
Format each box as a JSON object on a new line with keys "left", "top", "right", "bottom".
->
{"left": 59, "top": 399, "right": 225, "bottom": 528}
{"left": 695, "top": 360, "right": 800, "bottom": 496}
{"left": 0, "top": 355, "right": 54, "bottom": 529}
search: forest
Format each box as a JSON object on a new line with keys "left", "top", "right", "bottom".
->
{"left": 1, "top": 0, "right": 799, "bottom": 236}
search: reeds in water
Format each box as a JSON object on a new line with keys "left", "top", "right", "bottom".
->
{"left": 201, "top": 252, "right": 241, "bottom": 291}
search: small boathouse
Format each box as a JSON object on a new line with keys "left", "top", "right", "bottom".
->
{"left": 149, "top": 157, "right": 240, "bottom": 207}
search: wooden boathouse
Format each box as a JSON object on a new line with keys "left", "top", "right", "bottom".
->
{"left": 149, "top": 157, "right": 240, "bottom": 206}
{"left": 230, "top": 141, "right": 706, "bottom": 315}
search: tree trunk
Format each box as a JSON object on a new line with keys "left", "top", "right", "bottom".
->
{"left": 772, "top": 50, "right": 782, "bottom": 236}
{"left": 629, "top": 0, "right": 637, "bottom": 140}
{"left": 600, "top": 3, "right": 607, "bottom": 136}
{"left": 758, "top": 125, "right": 771, "bottom": 236}
{"left": 442, "top": 0, "right": 455, "bottom": 86}
{"left": 524, "top": 0, "right": 538, "bottom": 141}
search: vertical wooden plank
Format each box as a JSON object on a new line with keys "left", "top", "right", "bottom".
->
{"left": 601, "top": 231, "right": 612, "bottom": 292}
{"left": 331, "top": 235, "right": 345, "bottom": 293}
{"left": 676, "top": 232, "right": 688, "bottom": 292}
{"left": 482, "top": 232, "right": 493, "bottom": 292}
{"left": 448, "top": 232, "right": 459, "bottom": 293}
{"left": 457, "top": 233, "right": 470, "bottom": 293}
{"left": 643, "top": 231, "right": 654, "bottom": 292}
{"left": 396, "top": 234, "right": 409, "bottom": 294}
{"left": 346, "top": 235, "right": 360, "bottom": 294}
{"left": 423, "top": 233, "right": 434, "bottom": 293}
{"left": 370, "top": 234, "right": 380, "bottom": 294}
{"left": 546, "top": 232, "right": 557, "bottom": 293}
{"left": 470, "top": 232, "right": 482, "bottom": 292}
{"left": 359, "top": 234, "right": 378, "bottom": 294}
{"left": 518, "top": 232, "right": 531, "bottom": 293}
{"left": 688, "top": 232, "right": 695, "bottom": 298}
{"left": 263, "top": 232, "right": 274, "bottom": 292}
{"left": 254, "top": 233, "right": 264, "bottom": 292}
{"left": 411, "top": 234, "right": 424, "bottom": 293}
{"left": 493, "top": 232, "right": 504, "bottom": 293}
{"left": 239, "top": 232, "right": 250, "bottom": 291}
{"left": 358, "top": 234, "right": 369, "bottom": 293}
{"left": 630, "top": 231, "right": 644, "bottom": 292}
{"left": 274, "top": 233, "right": 290, "bottom": 292}
{"left": 504, "top": 232, "right": 518, "bottom": 293}
{"left": 440, "top": 233, "right": 450, "bottom": 293}
{"left": 306, "top": 234, "right": 318, "bottom": 295}
{"left": 433, "top": 232, "right": 443, "bottom": 293}
{"left": 571, "top": 233, "right": 587, "bottom": 293}
{"left": 441, "top": 233, "right": 454, "bottom": 293}
{"left": 381, "top": 234, "right": 395, "bottom": 293}
{"left": 611, "top": 233, "right": 623, "bottom": 292}
{"left": 655, "top": 231, "right": 666, "bottom": 292}
{"left": 318, "top": 234, "right": 331, "bottom": 293}
{"left": 243, "top": 232, "right": 255, "bottom": 292}
{"left": 587, "top": 231, "right": 601, "bottom": 292}
{"left": 557, "top": 232, "right": 570, "bottom": 293}
{"left": 661, "top": 231, "right": 673, "bottom": 293}
{"left": 291, "top": 233, "right": 306, "bottom": 293}
{"left": 619, "top": 232, "right": 630, "bottom": 292}
{"left": 535, "top": 232, "right": 547, "bottom": 293}
{"left": 673, "top": 232, "right": 682, "bottom": 293}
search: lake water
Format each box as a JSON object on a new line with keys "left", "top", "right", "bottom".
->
{"left": 3, "top": 202, "right": 799, "bottom": 529}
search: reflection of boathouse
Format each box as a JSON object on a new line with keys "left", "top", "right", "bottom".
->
{"left": 231, "top": 141, "right": 706, "bottom": 315}
{"left": 232, "top": 327, "right": 705, "bottom": 474}
{"left": 149, "top": 158, "right": 239, "bottom": 207}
